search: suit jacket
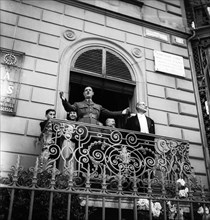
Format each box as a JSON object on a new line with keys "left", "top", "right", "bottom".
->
{"left": 125, "top": 114, "right": 155, "bottom": 134}
{"left": 40, "top": 120, "right": 50, "bottom": 132}
{"left": 62, "top": 99, "right": 123, "bottom": 125}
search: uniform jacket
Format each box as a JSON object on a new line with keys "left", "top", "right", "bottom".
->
{"left": 125, "top": 114, "right": 155, "bottom": 134}
{"left": 62, "top": 99, "right": 123, "bottom": 125}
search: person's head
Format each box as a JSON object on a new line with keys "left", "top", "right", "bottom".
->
{"left": 83, "top": 87, "right": 94, "bottom": 99}
{"left": 45, "top": 109, "right": 56, "bottom": 120}
{"left": 97, "top": 121, "right": 103, "bottom": 126}
{"left": 136, "top": 102, "right": 147, "bottom": 114}
{"left": 68, "top": 110, "right": 77, "bottom": 121}
{"left": 105, "top": 118, "right": 116, "bottom": 128}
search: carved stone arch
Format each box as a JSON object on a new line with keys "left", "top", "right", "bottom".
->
{"left": 56, "top": 37, "right": 146, "bottom": 118}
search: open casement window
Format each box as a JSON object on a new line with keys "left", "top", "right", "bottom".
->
{"left": 70, "top": 47, "right": 136, "bottom": 128}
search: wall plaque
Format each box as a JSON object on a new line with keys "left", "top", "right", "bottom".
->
{"left": 145, "top": 29, "right": 169, "bottom": 42}
{"left": 0, "top": 49, "right": 24, "bottom": 115}
{"left": 171, "top": 36, "right": 187, "bottom": 47}
{"left": 154, "top": 50, "right": 185, "bottom": 77}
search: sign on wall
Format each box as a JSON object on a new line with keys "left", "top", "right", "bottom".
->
{"left": 145, "top": 29, "right": 169, "bottom": 42}
{"left": 154, "top": 50, "right": 185, "bottom": 77}
{"left": 0, "top": 49, "right": 24, "bottom": 115}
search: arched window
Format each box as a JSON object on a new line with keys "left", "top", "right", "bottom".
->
{"left": 69, "top": 47, "right": 136, "bottom": 127}
{"left": 72, "top": 47, "right": 133, "bottom": 81}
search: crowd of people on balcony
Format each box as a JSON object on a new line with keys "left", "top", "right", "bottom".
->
{"left": 39, "top": 86, "right": 156, "bottom": 171}
{"left": 39, "top": 86, "right": 155, "bottom": 134}
{"left": 59, "top": 86, "right": 130, "bottom": 126}
{"left": 58, "top": 86, "right": 155, "bottom": 133}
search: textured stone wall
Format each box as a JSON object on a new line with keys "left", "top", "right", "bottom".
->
{"left": 0, "top": 0, "right": 208, "bottom": 187}
{"left": 78, "top": 0, "right": 188, "bottom": 32}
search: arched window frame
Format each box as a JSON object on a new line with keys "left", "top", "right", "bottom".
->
{"left": 71, "top": 46, "right": 135, "bottom": 85}
{"left": 56, "top": 38, "right": 146, "bottom": 120}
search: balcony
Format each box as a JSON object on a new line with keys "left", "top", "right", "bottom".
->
{"left": 0, "top": 119, "right": 210, "bottom": 220}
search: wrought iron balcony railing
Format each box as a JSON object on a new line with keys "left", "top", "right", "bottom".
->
{"left": 38, "top": 119, "right": 192, "bottom": 188}
{"left": 1, "top": 119, "right": 210, "bottom": 220}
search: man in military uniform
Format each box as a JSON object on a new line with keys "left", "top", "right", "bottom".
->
{"left": 59, "top": 87, "right": 130, "bottom": 181}
{"left": 59, "top": 87, "right": 130, "bottom": 125}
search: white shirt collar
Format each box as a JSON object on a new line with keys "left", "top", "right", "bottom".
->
{"left": 137, "top": 113, "right": 149, "bottom": 133}
{"left": 137, "top": 113, "right": 145, "bottom": 118}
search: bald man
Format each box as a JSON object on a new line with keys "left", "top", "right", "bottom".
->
{"left": 125, "top": 102, "right": 155, "bottom": 134}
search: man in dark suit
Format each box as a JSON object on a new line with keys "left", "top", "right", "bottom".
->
{"left": 125, "top": 102, "right": 155, "bottom": 134}
{"left": 39, "top": 109, "right": 61, "bottom": 167}
{"left": 40, "top": 109, "right": 56, "bottom": 132}
{"left": 59, "top": 87, "right": 130, "bottom": 125}
{"left": 125, "top": 102, "right": 155, "bottom": 190}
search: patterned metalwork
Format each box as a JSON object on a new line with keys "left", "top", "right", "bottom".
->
{"left": 192, "top": 44, "right": 210, "bottom": 151}
{"left": 184, "top": 0, "right": 210, "bottom": 167}
{"left": 1, "top": 120, "right": 210, "bottom": 220}
{"left": 184, "top": 0, "right": 210, "bottom": 28}
{"left": 1, "top": 119, "right": 210, "bottom": 220}
{"left": 38, "top": 119, "right": 192, "bottom": 190}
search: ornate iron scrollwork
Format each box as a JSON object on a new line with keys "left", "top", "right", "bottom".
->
{"left": 38, "top": 120, "right": 192, "bottom": 191}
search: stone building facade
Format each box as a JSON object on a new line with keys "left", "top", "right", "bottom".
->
{"left": 0, "top": 0, "right": 209, "bottom": 188}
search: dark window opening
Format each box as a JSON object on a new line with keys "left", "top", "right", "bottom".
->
{"left": 69, "top": 80, "right": 133, "bottom": 128}
{"left": 70, "top": 47, "right": 135, "bottom": 128}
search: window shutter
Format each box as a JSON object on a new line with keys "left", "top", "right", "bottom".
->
{"left": 74, "top": 49, "right": 102, "bottom": 75}
{"left": 106, "top": 51, "right": 132, "bottom": 81}
{"left": 72, "top": 47, "right": 133, "bottom": 82}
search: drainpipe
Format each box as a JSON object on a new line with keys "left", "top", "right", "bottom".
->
{"left": 187, "top": 29, "right": 196, "bottom": 41}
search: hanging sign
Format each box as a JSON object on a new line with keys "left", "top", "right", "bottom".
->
{"left": 0, "top": 50, "right": 24, "bottom": 115}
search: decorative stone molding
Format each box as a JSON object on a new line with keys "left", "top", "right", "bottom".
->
{"left": 131, "top": 48, "right": 143, "bottom": 58}
{"left": 4, "top": 53, "right": 17, "bottom": 66}
{"left": 63, "top": 29, "right": 76, "bottom": 41}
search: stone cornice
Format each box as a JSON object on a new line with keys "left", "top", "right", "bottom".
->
{"left": 56, "top": 0, "right": 191, "bottom": 39}
{"left": 120, "top": 0, "right": 144, "bottom": 7}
